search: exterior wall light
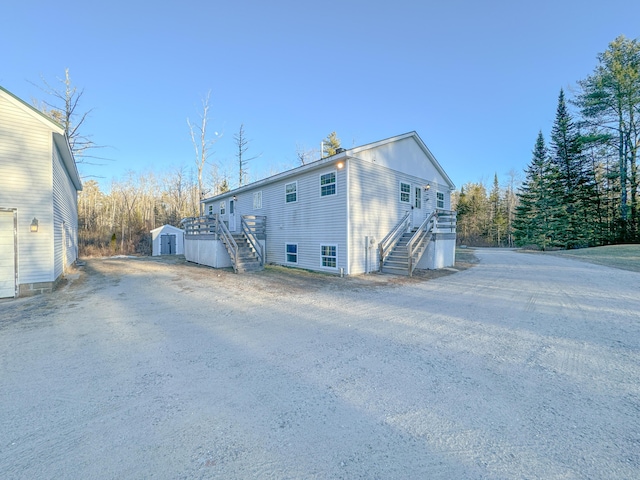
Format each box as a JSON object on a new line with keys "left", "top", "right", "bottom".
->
{"left": 30, "top": 217, "right": 39, "bottom": 232}
{"left": 232, "top": 195, "right": 237, "bottom": 201}
{"left": 424, "top": 184, "right": 431, "bottom": 191}
{"left": 337, "top": 161, "right": 344, "bottom": 169}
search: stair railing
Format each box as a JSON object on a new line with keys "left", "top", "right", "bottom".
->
{"left": 217, "top": 217, "right": 239, "bottom": 272}
{"left": 241, "top": 215, "right": 266, "bottom": 266}
{"left": 407, "top": 211, "right": 438, "bottom": 276}
{"left": 378, "top": 211, "right": 411, "bottom": 272}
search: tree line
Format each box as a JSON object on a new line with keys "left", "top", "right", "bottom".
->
{"left": 455, "top": 35, "right": 640, "bottom": 249}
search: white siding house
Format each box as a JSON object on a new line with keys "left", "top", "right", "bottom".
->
{"left": 151, "top": 224, "right": 185, "bottom": 256}
{"left": 192, "top": 132, "right": 455, "bottom": 276}
{"left": 0, "top": 86, "right": 82, "bottom": 298}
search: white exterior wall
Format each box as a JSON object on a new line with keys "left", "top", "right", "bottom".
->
{"left": 184, "top": 237, "right": 232, "bottom": 268}
{"left": 52, "top": 143, "right": 79, "bottom": 278}
{"left": 347, "top": 157, "right": 452, "bottom": 275}
{"left": 0, "top": 92, "right": 56, "bottom": 285}
{"left": 206, "top": 162, "right": 348, "bottom": 274}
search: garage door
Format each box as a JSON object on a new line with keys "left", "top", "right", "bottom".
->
{"left": 0, "top": 211, "right": 17, "bottom": 298}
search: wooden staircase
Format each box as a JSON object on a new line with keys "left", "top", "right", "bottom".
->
{"left": 379, "top": 211, "right": 437, "bottom": 276}
{"left": 381, "top": 228, "right": 431, "bottom": 275}
{"left": 229, "top": 233, "right": 263, "bottom": 273}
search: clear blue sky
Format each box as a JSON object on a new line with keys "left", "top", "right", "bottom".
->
{"left": 2, "top": 0, "right": 639, "bottom": 191}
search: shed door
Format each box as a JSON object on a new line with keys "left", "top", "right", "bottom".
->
{"left": 161, "top": 234, "right": 176, "bottom": 255}
{"left": 0, "top": 211, "right": 17, "bottom": 298}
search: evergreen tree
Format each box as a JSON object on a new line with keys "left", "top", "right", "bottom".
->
{"left": 322, "top": 132, "right": 342, "bottom": 157}
{"left": 550, "top": 89, "right": 594, "bottom": 247}
{"left": 575, "top": 35, "right": 640, "bottom": 240}
{"left": 488, "top": 174, "right": 508, "bottom": 246}
{"left": 514, "top": 132, "right": 566, "bottom": 249}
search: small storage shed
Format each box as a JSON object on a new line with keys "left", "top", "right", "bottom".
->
{"left": 151, "top": 225, "right": 185, "bottom": 256}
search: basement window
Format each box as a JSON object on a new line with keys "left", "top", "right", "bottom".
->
{"left": 286, "top": 243, "right": 298, "bottom": 263}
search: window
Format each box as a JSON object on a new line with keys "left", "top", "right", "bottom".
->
{"left": 320, "top": 171, "right": 336, "bottom": 196}
{"left": 220, "top": 201, "right": 226, "bottom": 215}
{"left": 400, "top": 182, "right": 411, "bottom": 203}
{"left": 208, "top": 204, "right": 213, "bottom": 215}
{"left": 321, "top": 245, "right": 337, "bottom": 268}
{"left": 437, "top": 192, "right": 445, "bottom": 209}
{"left": 414, "top": 186, "right": 422, "bottom": 209}
{"left": 285, "top": 181, "right": 297, "bottom": 203}
{"left": 286, "top": 243, "right": 298, "bottom": 263}
{"left": 253, "top": 191, "right": 262, "bottom": 209}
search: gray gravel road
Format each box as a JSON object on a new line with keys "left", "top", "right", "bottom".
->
{"left": 1, "top": 249, "right": 639, "bottom": 479}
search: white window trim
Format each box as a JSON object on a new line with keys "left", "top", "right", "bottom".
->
{"left": 437, "top": 191, "right": 445, "bottom": 209}
{"left": 320, "top": 170, "right": 337, "bottom": 197}
{"left": 208, "top": 204, "right": 213, "bottom": 215}
{"left": 414, "top": 186, "right": 422, "bottom": 209}
{"left": 320, "top": 244, "right": 338, "bottom": 269}
{"left": 400, "top": 182, "right": 411, "bottom": 204}
{"left": 285, "top": 243, "right": 298, "bottom": 264}
{"left": 253, "top": 191, "right": 263, "bottom": 210}
{"left": 285, "top": 181, "right": 298, "bottom": 204}
{"left": 220, "top": 200, "right": 226, "bottom": 215}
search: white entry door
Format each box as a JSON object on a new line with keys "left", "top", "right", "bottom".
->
{"left": 412, "top": 186, "right": 423, "bottom": 227}
{"left": 228, "top": 199, "right": 236, "bottom": 231}
{"left": 0, "top": 210, "right": 17, "bottom": 298}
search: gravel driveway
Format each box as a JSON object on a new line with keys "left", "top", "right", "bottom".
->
{"left": 1, "top": 249, "right": 639, "bottom": 479}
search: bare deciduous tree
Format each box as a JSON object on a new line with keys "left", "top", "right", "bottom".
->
{"left": 187, "top": 91, "right": 220, "bottom": 214}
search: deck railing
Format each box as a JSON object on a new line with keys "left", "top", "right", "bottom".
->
{"left": 217, "top": 217, "right": 238, "bottom": 272}
{"left": 407, "top": 211, "right": 438, "bottom": 275}
{"left": 435, "top": 209, "right": 457, "bottom": 233}
{"left": 378, "top": 211, "right": 411, "bottom": 272}
{"left": 241, "top": 215, "right": 266, "bottom": 266}
{"left": 182, "top": 215, "right": 218, "bottom": 236}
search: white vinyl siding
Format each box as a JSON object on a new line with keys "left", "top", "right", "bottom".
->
{"left": 0, "top": 92, "right": 56, "bottom": 284}
{"left": 52, "top": 144, "right": 79, "bottom": 278}
{"left": 347, "top": 158, "right": 447, "bottom": 275}
{"left": 205, "top": 164, "right": 347, "bottom": 273}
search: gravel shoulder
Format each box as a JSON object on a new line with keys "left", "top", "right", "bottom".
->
{"left": 1, "top": 250, "right": 639, "bottom": 479}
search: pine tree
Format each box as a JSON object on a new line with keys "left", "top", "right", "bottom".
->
{"left": 514, "top": 132, "right": 567, "bottom": 249}
{"left": 550, "top": 89, "right": 591, "bottom": 247}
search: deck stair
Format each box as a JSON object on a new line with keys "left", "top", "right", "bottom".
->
{"left": 228, "top": 233, "right": 263, "bottom": 273}
{"left": 379, "top": 211, "right": 437, "bottom": 276}
{"left": 382, "top": 228, "right": 420, "bottom": 275}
